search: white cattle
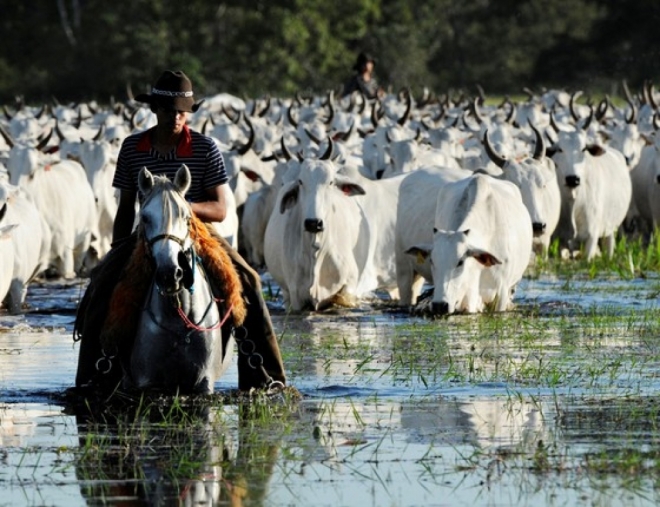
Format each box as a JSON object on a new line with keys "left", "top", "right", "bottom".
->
{"left": 629, "top": 132, "right": 660, "bottom": 234}
{"left": 406, "top": 173, "right": 533, "bottom": 315}
{"left": 549, "top": 125, "right": 632, "bottom": 259}
{"left": 77, "top": 137, "right": 119, "bottom": 258}
{"left": 383, "top": 133, "right": 461, "bottom": 178}
{"left": 483, "top": 127, "right": 561, "bottom": 256}
{"left": 0, "top": 182, "right": 49, "bottom": 313}
{"left": 240, "top": 159, "right": 300, "bottom": 268}
{"left": 209, "top": 184, "right": 239, "bottom": 249}
{"left": 394, "top": 166, "right": 474, "bottom": 306}
{"left": 6, "top": 143, "right": 98, "bottom": 278}
{"left": 0, "top": 187, "right": 17, "bottom": 306}
{"left": 263, "top": 151, "right": 404, "bottom": 311}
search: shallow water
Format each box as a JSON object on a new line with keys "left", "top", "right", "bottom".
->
{"left": 1, "top": 275, "right": 660, "bottom": 506}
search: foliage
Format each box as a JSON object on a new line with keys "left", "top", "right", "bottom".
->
{"left": 0, "top": 0, "right": 658, "bottom": 103}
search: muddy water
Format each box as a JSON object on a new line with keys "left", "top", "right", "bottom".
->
{"left": 1, "top": 275, "right": 660, "bottom": 506}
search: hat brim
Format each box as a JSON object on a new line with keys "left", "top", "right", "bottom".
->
{"left": 135, "top": 93, "right": 202, "bottom": 113}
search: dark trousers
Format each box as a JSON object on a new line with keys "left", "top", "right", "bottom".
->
{"left": 74, "top": 231, "right": 286, "bottom": 393}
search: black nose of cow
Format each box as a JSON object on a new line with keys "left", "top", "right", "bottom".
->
{"left": 532, "top": 222, "right": 546, "bottom": 235}
{"left": 565, "top": 175, "right": 580, "bottom": 188}
{"left": 431, "top": 301, "right": 450, "bottom": 315}
{"left": 304, "top": 218, "right": 324, "bottom": 233}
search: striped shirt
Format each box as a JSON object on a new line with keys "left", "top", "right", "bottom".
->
{"left": 113, "top": 125, "right": 228, "bottom": 203}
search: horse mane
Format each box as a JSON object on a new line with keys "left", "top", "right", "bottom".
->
{"left": 100, "top": 214, "right": 247, "bottom": 356}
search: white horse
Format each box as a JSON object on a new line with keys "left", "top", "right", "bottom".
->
{"left": 129, "top": 165, "right": 234, "bottom": 393}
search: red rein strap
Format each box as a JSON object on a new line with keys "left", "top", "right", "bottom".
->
{"left": 177, "top": 300, "right": 234, "bottom": 332}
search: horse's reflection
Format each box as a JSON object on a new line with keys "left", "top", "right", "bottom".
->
{"left": 70, "top": 395, "right": 282, "bottom": 506}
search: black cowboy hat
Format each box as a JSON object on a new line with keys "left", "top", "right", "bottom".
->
{"left": 135, "top": 70, "right": 204, "bottom": 113}
{"left": 353, "top": 52, "right": 376, "bottom": 71}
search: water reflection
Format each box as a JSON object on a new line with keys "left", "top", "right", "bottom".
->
{"left": 68, "top": 396, "right": 292, "bottom": 507}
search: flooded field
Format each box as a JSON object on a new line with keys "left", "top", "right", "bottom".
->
{"left": 1, "top": 273, "right": 660, "bottom": 506}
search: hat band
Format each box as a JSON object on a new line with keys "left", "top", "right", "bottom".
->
{"left": 151, "top": 88, "right": 193, "bottom": 98}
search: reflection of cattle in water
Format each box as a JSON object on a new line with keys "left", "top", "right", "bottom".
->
{"left": 400, "top": 397, "right": 546, "bottom": 449}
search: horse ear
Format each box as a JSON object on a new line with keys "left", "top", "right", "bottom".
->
{"left": 174, "top": 164, "right": 192, "bottom": 195}
{"left": 138, "top": 167, "right": 154, "bottom": 194}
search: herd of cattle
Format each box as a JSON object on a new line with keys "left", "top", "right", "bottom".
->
{"left": 1, "top": 82, "right": 659, "bottom": 315}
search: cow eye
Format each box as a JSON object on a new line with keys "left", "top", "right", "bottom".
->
{"left": 457, "top": 259, "right": 464, "bottom": 267}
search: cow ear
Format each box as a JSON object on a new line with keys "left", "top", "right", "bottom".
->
{"left": 641, "top": 133, "right": 654, "bottom": 145}
{"left": 279, "top": 182, "right": 299, "bottom": 213}
{"left": 138, "top": 167, "right": 154, "bottom": 194}
{"left": 585, "top": 144, "right": 606, "bottom": 157}
{"left": 405, "top": 245, "right": 432, "bottom": 264}
{"left": 174, "top": 164, "right": 192, "bottom": 195}
{"left": 337, "top": 180, "right": 366, "bottom": 196}
{"left": 467, "top": 248, "right": 502, "bottom": 267}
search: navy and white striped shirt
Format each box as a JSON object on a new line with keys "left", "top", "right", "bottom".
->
{"left": 113, "top": 125, "right": 228, "bottom": 203}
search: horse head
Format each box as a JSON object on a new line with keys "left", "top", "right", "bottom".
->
{"left": 138, "top": 164, "right": 194, "bottom": 295}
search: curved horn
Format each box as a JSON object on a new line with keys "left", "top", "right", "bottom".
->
{"left": 304, "top": 127, "right": 322, "bottom": 145}
{"left": 625, "top": 96, "right": 637, "bottom": 124}
{"left": 287, "top": 104, "right": 298, "bottom": 128}
{"left": 261, "top": 95, "right": 272, "bottom": 117}
{"left": 475, "top": 83, "right": 486, "bottom": 105}
{"left": 549, "top": 110, "right": 562, "bottom": 133}
{"left": 569, "top": 91, "right": 583, "bottom": 122}
{"left": 280, "top": 136, "right": 295, "bottom": 161}
{"left": 581, "top": 105, "right": 594, "bottom": 131}
{"left": 470, "top": 97, "right": 484, "bottom": 125}
{"left": 126, "top": 82, "right": 135, "bottom": 102}
{"left": 0, "top": 124, "right": 14, "bottom": 148}
{"left": 648, "top": 81, "right": 658, "bottom": 109}
{"left": 522, "top": 87, "right": 535, "bottom": 101}
{"left": 622, "top": 80, "right": 634, "bottom": 105}
{"left": 595, "top": 96, "right": 610, "bottom": 122}
{"left": 529, "top": 120, "right": 545, "bottom": 160}
{"left": 237, "top": 117, "right": 255, "bottom": 156}
{"left": 504, "top": 99, "right": 516, "bottom": 125}
{"left": 92, "top": 124, "right": 105, "bottom": 142}
{"left": 483, "top": 130, "right": 507, "bottom": 168}
{"left": 2, "top": 105, "right": 13, "bottom": 121}
{"left": 324, "top": 90, "right": 335, "bottom": 125}
{"left": 130, "top": 109, "right": 139, "bottom": 131}
{"left": 54, "top": 119, "right": 67, "bottom": 142}
{"left": 397, "top": 89, "right": 412, "bottom": 126}
{"left": 319, "top": 137, "right": 334, "bottom": 160}
{"left": 36, "top": 128, "right": 54, "bottom": 152}
{"left": 371, "top": 102, "right": 381, "bottom": 128}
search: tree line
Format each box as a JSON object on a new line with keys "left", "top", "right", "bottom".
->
{"left": 1, "top": 0, "right": 659, "bottom": 104}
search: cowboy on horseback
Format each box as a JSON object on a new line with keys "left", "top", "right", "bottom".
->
{"left": 73, "top": 70, "right": 286, "bottom": 394}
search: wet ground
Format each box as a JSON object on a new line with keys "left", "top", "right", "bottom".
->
{"left": 1, "top": 274, "right": 660, "bottom": 506}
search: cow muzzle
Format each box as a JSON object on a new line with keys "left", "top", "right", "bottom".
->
{"left": 532, "top": 222, "right": 546, "bottom": 236}
{"left": 304, "top": 218, "right": 324, "bottom": 233}
{"left": 565, "top": 175, "right": 580, "bottom": 188}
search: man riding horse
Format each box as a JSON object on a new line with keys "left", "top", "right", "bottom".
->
{"left": 74, "top": 70, "right": 286, "bottom": 394}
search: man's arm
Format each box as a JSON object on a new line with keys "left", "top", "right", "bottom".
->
{"left": 112, "top": 190, "right": 137, "bottom": 243}
{"left": 190, "top": 184, "right": 227, "bottom": 223}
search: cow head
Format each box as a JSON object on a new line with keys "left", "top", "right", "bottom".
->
{"left": 548, "top": 128, "right": 606, "bottom": 193}
{"left": 406, "top": 229, "right": 501, "bottom": 315}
